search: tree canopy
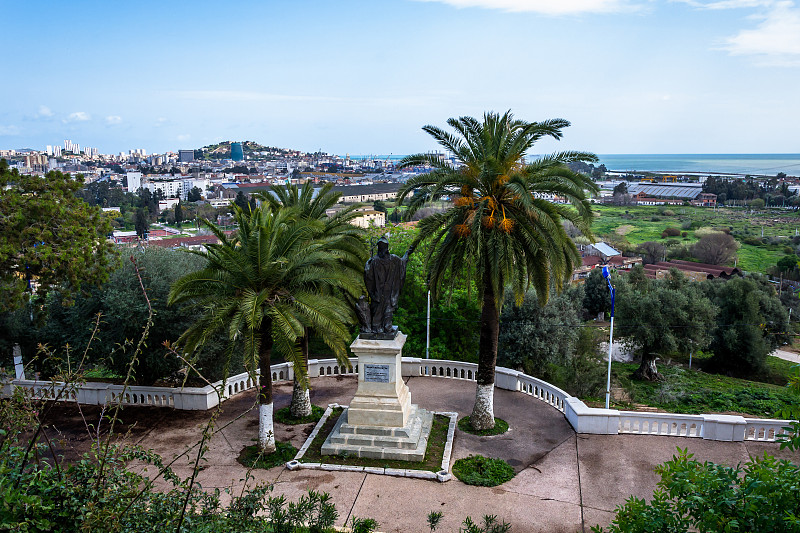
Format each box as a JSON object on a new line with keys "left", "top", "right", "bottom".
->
{"left": 397, "top": 110, "right": 598, "bottom": 429}
{"left": 615, "top": 268, "right": 717, "bottom": 380}
{"left": 0, "top": 160, "right": 115, "bottom": 311}
{"left": 169, "top": 203, "right": 361, "bottom": 451}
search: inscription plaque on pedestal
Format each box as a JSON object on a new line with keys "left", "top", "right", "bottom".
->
{"left": 364, "top": 364, "right": 390, "bottom": 383}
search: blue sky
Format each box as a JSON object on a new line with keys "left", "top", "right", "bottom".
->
{"left": 1, "top": 0, "right": 798, "bottom": 155}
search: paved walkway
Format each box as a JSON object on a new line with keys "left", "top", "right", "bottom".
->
{"left": 773, "top": 349, "right": 800, "bottom": 364}
{"left": 41, "top": 376, "right": 795, "bottom": 533}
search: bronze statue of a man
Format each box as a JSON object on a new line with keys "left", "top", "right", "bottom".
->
{"left": 358, "top": 236, "right": 414, "bottom": 338}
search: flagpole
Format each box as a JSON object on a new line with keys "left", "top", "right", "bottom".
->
{"left": 603, "top": 266, "right": 615, "bottom": 410}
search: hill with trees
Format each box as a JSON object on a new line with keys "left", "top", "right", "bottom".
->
{"left": 193, "top": 141, "right": 302, "bottom": 161}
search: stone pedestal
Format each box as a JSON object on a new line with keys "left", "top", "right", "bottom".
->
{"left": 321, "top": 331, "right": 433, "bottom": 461}
{"left": 347, "top": 332, "right": 412, "bottom": 427}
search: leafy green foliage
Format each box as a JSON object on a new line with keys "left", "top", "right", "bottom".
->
{"left": 0, "top": 246, "right": 232, "bottom": 384}
{"left": 452, "top": 455, "right": 516, "bottom": 487}
{"left": 702, "top": 276, "right": 788, "bottom": 376}
{"left": 461, "top": 515, "right": 513, "bottom": 533}
{"left": 427, "top": 510, "right": 444, "bottom": 531}
{"left": 187, "top": 186, "right": 203, "bottom": 202}
{"left": 547, "top": 326, "right": 607, "bottom": 398}
{"left": 254, "top": 182, "right": 367, "bottom": 417}
{"left": 397, "top": 111, "right": 598, "bottom": 429}
{"left": 498, "top": 286, "right": 583, "bottom": 377}
{"left": 168, "top": 203, "right": 362, "bottom": 444}
{"left": 0, "top": 160, "right": 115, "bottom": 311}
{"left": 584, "top": 267, "right": 612, "bottom": 316}
{"left": 390, "top": 226, "right": 481, "bottom": 361}
{"left": 350, "top": 516, "right": 379, "bottom": 533}
{"left": 615, "top": 269, "right": 717, "bottom": 380}
{"left": 777, "top": 254, "right": 799, "bottom": 273}
{"left": 592, "top": 448, "right": 800, "bottom": 533}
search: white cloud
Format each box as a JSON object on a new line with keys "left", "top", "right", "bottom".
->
{"left": 36, "top": 105, "right": 54, "bottom": 118}
{"left": 411, "top": 0, "right": 635, "bottom": 15}
{"left": 719, "top": 1, "right": 800, "bottom": 64}
{"left": 154, "top": 117, "right": 168, "bottom": 127}
{"left": 105, "top": 115, "right": 122, "bottom": 125}
{"left": 64, "top": 111, "right": 91, "bottom": 123}
{"left": 177, "top": 134, "right": 191, "bottom": 141}
{"left": 0, "top": 125, "right": 20, "bottom": 136}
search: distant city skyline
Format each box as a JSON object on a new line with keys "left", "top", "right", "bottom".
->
{"left": 1, "top": 0, "right": 798, "bottom": 156}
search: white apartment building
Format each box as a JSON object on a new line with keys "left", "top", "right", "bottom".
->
{"left": 126, "top": 171, "right": 142, "bottom": 193}
{"left": 146, "top": 179, "right": 182, "bottom": 198}
{"left": 181, "top": 178, "right": 210, "bottom": 200}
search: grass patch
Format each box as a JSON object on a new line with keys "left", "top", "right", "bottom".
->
{"left": 452, "top": 455, "right": 515, "bottom": 487}
{"left": 299, "top": 408, "right": 448, "bottom": 472}
{"left": 609, "top": 361, "right": 797, "bottom": 417}
{"left": 237, "top": 441, "right": 298, "bottom": 469}
{"left": 83, "top": 367, "right": 123, "bottom": 380}
{"left": 274, "top": 404, "right": 325, "bottom": 425}
{"left": 457, "top": 416, "right": 509, "bottom": 436}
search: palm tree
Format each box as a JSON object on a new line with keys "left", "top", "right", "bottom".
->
{"left": 255, "top": 182, "right": 367, "bottom": 418}
{"left": 397, "top": 111, "right": 598, "bottom": 430}
{"left": 168, "top": 204, "right": 358, "bottom": 452}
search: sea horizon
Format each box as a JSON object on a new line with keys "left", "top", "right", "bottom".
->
{"left": 350, "top": 153, "right": 800, "bottom": 176}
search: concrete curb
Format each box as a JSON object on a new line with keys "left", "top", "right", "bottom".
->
{"left": 287, "top": 404, "right": 455, "bottom": 482}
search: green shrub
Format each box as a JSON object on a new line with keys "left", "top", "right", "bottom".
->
{"left": 452, "top": 455, "right": 515, "bottom": 487}
{"left": 592, "top": 448, "right": 800, "bottom": 533}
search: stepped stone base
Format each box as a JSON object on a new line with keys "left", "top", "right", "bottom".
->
{"left": 321, "top": 405, "right": 433, "bottom": 461}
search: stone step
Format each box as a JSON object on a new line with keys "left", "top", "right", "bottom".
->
{"left": 321, "top": 407, "right": 434, "bottom": 461}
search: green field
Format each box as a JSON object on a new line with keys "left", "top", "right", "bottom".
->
{"left": 592, "top": 204, "right": 800, "bottom": 273}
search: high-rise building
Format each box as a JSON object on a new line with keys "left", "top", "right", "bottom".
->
{"left": 230, "top": 142, "right": 244, "bottom": 161}
{"left": 178, "top": 150, "right": 195, "bottom": 163}
{"left": 46, "top": 145, "right": 53, "bottom": 156}
{"left": 126, "top": 171, "right": 142, "bottom": 193}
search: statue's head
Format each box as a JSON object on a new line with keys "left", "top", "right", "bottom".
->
{"left": 377, "top": 236, "right": 389, "bottom": 257}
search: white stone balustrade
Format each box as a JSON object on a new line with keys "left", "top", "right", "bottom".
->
{"left": 2, "top": 357, "right": 795, "bottom": 443}
{"left": 744, "top": 417, "right": 793, "bottom": 441}
{"left": 619, "top": 411, "right": 704, "bottom": 438}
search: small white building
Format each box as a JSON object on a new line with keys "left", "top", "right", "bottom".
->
{"left": 585, "top": 242, "right": 621, "bottom": 261}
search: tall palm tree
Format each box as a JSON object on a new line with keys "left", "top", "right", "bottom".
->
{"left": 168, "top": 204, "right": 358, "bottom": 452}
{"left": 397, "top": 111, "right": 598, "bottom": 430}
{"left": 255, "top": 182, "right": 367, "bottom": 417}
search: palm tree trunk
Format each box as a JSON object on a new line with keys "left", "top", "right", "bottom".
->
{"left": 290, "top": 330, "right": 312, "bottom": 418}
{"left": 471, "top": 279, "right": 500, "bottom": 431}
{"left": 258, "top": 319, "right": 276, "bottom": 453}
